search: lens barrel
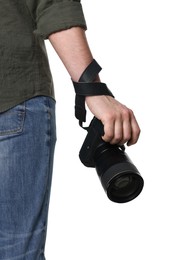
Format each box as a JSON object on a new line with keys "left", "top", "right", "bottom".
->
{"left": 94, "top": 143, "right": 144, "bottom": 203}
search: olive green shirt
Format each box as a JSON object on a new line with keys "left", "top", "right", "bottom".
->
{"left": 0, "top": 0, "right": 87, "bottom": 113}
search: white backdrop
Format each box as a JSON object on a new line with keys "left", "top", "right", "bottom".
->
{"left": 45, "top": 1, "right": 173, "bottom": 259}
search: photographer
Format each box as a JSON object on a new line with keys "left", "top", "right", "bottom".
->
{"left": 0, "top": 0, "right": 140, "bottom": 259}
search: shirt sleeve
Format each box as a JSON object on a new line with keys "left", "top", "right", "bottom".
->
{"left": 25, "top": 0, "right": 87, "bottom": 39}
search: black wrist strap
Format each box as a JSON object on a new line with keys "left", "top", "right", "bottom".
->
{"left": 72, "top": 59, "right": 114, "bottom": 130}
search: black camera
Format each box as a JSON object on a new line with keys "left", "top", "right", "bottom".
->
{"left": 79, "top": 117, "right": 144, "bottom": 203}
{"left": 73, "top": 59, "right": 144, "bottom": 203}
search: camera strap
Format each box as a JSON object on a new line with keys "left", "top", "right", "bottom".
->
{"left": 72, "top": 59, "right": 114, "bottom": 130}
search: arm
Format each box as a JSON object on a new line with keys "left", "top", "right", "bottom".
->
{"left": 49, "top": 27, "right": 140, "bottom": 146}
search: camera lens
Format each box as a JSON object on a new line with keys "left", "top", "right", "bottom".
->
{"left": 114, "top": 176, "right": 132, "bottom": 189}
{"left": 94, "top": 143, "right": 144, "bottom": 203}
{"left": 107, "top": 173, "right": 143, "bottom": 203}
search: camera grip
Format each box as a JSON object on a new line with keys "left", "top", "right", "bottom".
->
{"left": 91, "top": 117, "right": 104, "bottom": 137}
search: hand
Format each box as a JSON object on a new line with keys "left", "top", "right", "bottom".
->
{"left": 85, "top": 95, "right": 140, "bottom": 146}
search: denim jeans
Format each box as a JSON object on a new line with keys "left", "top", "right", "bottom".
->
{"left": 0, "top": 96, "right": 56, "bottom": 259}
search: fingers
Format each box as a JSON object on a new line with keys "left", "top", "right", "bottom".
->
{"left": 86, "top": 95, "right": 140, "bottom": 146}
{"left": 102, "top": 109, "right": 140, "bottom": 146}
{"left": 102, "top": 118, "right": 123, "bottom": 144}
{"left": 127, "top": 112, "right": 141, "bottom": 146}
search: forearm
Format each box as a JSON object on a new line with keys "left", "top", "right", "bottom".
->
{"left": 48, "top": 27, "right": 95, "bottom": 82}
{"left": 48, "top": 26, "right": 140, "bottom": 146}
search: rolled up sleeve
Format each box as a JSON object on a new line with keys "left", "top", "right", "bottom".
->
{"left": 26, "top": 0, "right": 87, "bottom": 39}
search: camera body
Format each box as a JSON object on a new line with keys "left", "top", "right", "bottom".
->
{"left": 79, "top": 117, "right": 104, "bottom": 168}
{"left": 79, "top": 117, "right": 144, "bottom": 203}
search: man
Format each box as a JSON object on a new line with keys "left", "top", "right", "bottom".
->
{"left": 0, "top": 0, "right": 140, "bottom": 259}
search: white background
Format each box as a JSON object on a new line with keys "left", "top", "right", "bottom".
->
{"left": 45, "top": 1, "right": 173, "bottom": 259}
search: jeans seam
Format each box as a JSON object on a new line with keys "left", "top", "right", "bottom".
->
{"left": 39, "top": 97, "right": 51, "bottom": 253}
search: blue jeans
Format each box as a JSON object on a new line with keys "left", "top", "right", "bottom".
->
{"left": 0, "top": 96, "right": 56, "bottom": 259}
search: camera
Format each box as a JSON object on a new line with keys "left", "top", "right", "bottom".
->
{"left": 79, "top": 117, "right": 144, "bottom": 203}
{"left": 72, "top": 59, "right": 144, "bottom": 203}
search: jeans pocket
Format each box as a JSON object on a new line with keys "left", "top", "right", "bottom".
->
{"left": 0, "top": 102, "right": 25, "bottom": 136}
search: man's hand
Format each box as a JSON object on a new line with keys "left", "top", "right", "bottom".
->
{"left": 86, "top": 95, "right": 140, "bottom": 146}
